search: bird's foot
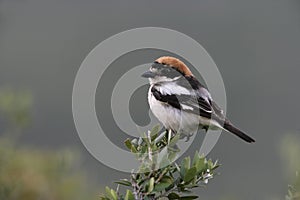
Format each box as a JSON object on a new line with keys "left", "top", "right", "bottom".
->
{"left": 179, "top": 133, "right": 194, "bottom": 142}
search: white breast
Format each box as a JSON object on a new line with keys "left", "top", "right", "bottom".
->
{"left": 148, "top": 85, "right": 200, "bottom": 135}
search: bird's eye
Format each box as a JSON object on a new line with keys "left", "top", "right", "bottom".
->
{"left": 152, "top": 62, "right": 162, "bottom": 69}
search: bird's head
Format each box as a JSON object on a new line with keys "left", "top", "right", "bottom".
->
{"left": 141, "top": 56, "right": 193, "bottom": 84}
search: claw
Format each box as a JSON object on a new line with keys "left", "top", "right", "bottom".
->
{"left": 178, "top": 132, "right": 194, "bottom": 142}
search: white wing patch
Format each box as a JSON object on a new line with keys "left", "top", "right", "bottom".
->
{"left": 158, "top": 82, "right": 190, "bottom": 95}
{"left": 181, "top": 104, "right": 194, "bottom": 110}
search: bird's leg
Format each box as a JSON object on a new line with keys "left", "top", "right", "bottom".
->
{"left": 178, "top": 132, "right": 194, "bottom": 142}
{"left": 185, "top": 133, "right": 194, "bottom": 142}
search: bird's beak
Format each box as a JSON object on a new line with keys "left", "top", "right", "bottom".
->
{"left": 141, "top": 70, "right": 156, "bottom": 78}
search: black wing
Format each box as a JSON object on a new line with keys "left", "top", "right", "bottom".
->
{"left": 151, "top": 86, "right": 212, "bottom": 119}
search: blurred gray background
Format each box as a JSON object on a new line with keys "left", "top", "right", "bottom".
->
{"left": 1, "top": 0, "right": 300, "bottom": 199}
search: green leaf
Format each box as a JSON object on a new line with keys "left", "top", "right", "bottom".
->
{"left": 124, "top": 139, "right": 132, "bottom": 150}
{"left": 124, "top": 139, "right": 138, "bottom": 153}
{"left": 114, "top": 179, "right": 131, "bottom": 187}
{"left": 105, "top": 186, "right": 111, "bottom": 196}
{"left": 195, "top": 157, "right": 205, "bottom": 174}
{"left": 110, "top": 189, "right": 118, "bottom": 200}
{"left": 180, "top": 157, "right": 191, "bottom": 178}
{"left": 169, "top": 133, "right": 180, "bottom": 146}
{"left": 183, "top": 167, "right": 197, "bottom": 183}
{"left": 157, "top": 147, "right": 169, "bottom": 168}
{"left": 131, "top": 144, "right": 138, "bottom": 153}
{"left": 154, "top": 176, "right": 173, "bottom": 192}
{"left": 104, "top": 187, "right": 117, "bottom": 200}
{"left": 207, "top": 159, "right": 214, "bottom": 169}
{"left": 142, "top": 132, "right": 151, "bottom": 146}
{"left": 212, "top": 160, "right": 219, "bottom": 170}
{"left": 192, "top": 151, "right": 200, "bottom": 166}
{"left": 148, "top": 177, "right": 155, "bottom": 193}
{"left": 124, "top": 190, "right": 134, "bottom": 200}
{"left": 183, "top": 157, "right": 191, "bottom": 169}
{"left": 168, "top": 151, "right": 177, "bottom": 163}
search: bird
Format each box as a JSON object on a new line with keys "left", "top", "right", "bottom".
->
{"left": 141, "top": 56, "right": 255, "bottom": 143}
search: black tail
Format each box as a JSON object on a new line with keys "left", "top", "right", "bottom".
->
{"left": 223, "top": 122, "right": 255, "bottom": 143}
